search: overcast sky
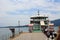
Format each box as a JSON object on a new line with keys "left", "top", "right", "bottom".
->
{"left": 0, "top": 0, "right": 60, "bottom": 26}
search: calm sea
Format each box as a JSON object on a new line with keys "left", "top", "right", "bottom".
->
{"left": 0, "top": 26, "right": 58, "bottom": 40}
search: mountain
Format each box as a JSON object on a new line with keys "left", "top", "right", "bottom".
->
{"left": 51, "top": 19, "right": 60, "bottom": 26}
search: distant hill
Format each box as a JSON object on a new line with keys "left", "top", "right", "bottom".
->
{"left": 0, "top": 25, "right": 29, "bottom": 28}
{"left": 51, "top": 19, "right": 60, "bottom": 26}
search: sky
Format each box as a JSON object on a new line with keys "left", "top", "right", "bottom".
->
{"left": 0, "top": 0, "right": 60, "bottom": 26}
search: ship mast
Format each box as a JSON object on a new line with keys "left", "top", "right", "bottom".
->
{"left": 38, "top": 9, "right": 40, "bottom": 16}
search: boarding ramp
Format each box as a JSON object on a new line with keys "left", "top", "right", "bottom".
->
{"left": 40, "top": 21, "right": 45, "bottom": 26}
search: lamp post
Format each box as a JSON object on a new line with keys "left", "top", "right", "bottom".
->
{"left": 18, "top": 20, "right": 20, "bottom": 34}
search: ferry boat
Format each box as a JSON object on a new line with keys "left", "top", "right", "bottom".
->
{"left": 29, "top": 11, "right": 54, "bottom": 32}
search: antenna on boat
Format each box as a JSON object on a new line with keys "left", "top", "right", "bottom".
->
{"left": 38, "top": 9, "right": 40, "bottom": 16}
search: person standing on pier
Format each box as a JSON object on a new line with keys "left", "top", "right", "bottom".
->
{"left": 28, "top": 24, "right": 33, "bottom": 33}
{"left": 47, "top": 25, "right": 57, "bottom": 40}
{"left": 9, "top": 28, "right": 15, "bottom": 38}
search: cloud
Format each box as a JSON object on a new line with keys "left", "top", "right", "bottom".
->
{"left": 0, "top": 0, "right": 60, "bottom": 26}
{"left": 0, "top": 0, "right": 60, "bottom": 12}
{"left": 0, "top": 14, "right": 30, "bottom": 26}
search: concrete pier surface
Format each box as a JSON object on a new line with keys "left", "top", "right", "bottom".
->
{"left": 9, "top": 32, "right": 50, "bottom": 40}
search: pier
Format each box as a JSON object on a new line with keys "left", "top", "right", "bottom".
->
{"left": 9, "top": 32, "right": 48, "bottom": 40}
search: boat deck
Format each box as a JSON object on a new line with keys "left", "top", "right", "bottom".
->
{"left": 9, "top": 32, "right": 49, "bottom": 40}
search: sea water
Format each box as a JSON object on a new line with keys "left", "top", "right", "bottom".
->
{"left": 0, "top": 27, "right": 29, "bottom": 40}
{"left": 54, "top": 26, "right": 58, "bottom": 31}
{"left": 0, "top": 27, "right": 58, "bottom": 40}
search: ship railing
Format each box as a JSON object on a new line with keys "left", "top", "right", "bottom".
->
{"left": 30, "top": 19, "right": 48, "bottom": 21}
